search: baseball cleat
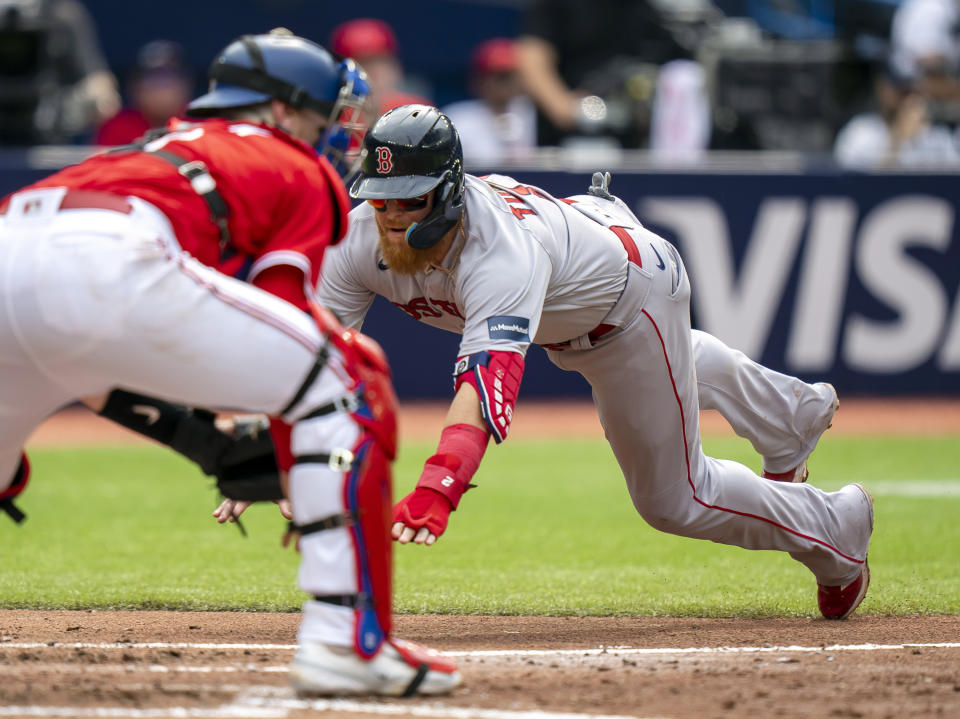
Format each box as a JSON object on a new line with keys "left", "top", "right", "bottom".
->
{"left": 817, "top": 483, "right": 874, "bottom": 620}
{"left": 818, "top": 561, "right": 870, "bottom": 620}
{"left": 762, "top": 382, "right": 839, "bottom": 483}
{"left": 289, "top": 637, "right": 461, "bottom": 697}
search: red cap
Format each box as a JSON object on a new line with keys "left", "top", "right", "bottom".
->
{"left": 330, "top": 18, "right": 398, "bottom": 59}
{"left": 471, "top": 38, "right": 517, "bottom": 76}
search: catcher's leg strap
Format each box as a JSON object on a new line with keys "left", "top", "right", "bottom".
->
{"left": 310, "top": 593, "right": 374, "bottom": 610}
{"left": 0, "top": 454, "right": 30, "bottom": 524}
{"left": 279, "top": 345, "right": 330, "bottom": 417}
{"left": 291, "top": 508, "right": 374, "bottom": 612}
{"left": 291, "top": 514, "right": 377, "bottom": 612}
{"left": 289, "top": 512, "right": 352, "bottom": 535}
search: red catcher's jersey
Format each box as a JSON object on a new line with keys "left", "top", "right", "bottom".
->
{"left": 25, "top": 118, "right": 350, "bottom": 305}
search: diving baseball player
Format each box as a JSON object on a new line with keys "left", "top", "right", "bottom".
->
{"left": 0, "top": 34, "right": 459, "bottom": 696}
{"left": 317, "top": 105, "right": 874, "bottom": 620}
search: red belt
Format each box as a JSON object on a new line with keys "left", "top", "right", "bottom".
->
{"left": 0, "top": 190, "right": 134, "bottom": 216}
{"left": 540, "top": 323, "right": 617, "bottom": 351}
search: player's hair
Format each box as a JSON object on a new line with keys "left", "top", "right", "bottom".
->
{"left": 218, "top": 102, "right": 273, "bottom": 123}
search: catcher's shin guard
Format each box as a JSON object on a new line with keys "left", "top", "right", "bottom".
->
{"left": 281, "top": 301, "right": 399, "bottom": 657}
{"left": 289, "top": 415, "right": 394, "bottom": 658}
{"left": 283, "top": 330, "right": 397, "bottom": 657}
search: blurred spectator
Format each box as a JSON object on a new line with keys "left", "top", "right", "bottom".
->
{"left": 890, "top": 0, "right": 960, "bottom": 105}
{"left": 516, "top": 0, "right": 706, "bottom": 150}
{"left": 94, "top": 40, "right": 192, "bottom": 146}
{"left": 833, "top": 61, "right": 960, "bottom": 168}
{"left": 330, "top": 17, "right": 431, "bottom": 115}
{"left": 441, "top": 38, "right": 536, "bottom": 167}
{"left": 648, "top": 59, "right": 711, "bottom": 164}
{"left": 0, "top": 0, "right": 120, "bottom": 144}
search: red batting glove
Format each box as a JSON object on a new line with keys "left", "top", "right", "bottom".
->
{"left": 392, "top": 486, "right": 454, "bottom": 541}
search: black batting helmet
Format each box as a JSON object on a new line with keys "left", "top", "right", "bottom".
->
{"left": 350, "top": 104, "right": 464, "bottom": 250}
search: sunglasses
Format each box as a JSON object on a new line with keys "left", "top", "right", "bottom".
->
{"left": 367, "top": 194, "right": 430, "bottom": 212}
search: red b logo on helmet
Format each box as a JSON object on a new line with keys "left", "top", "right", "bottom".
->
{"left": 375, "top": 147, "right": 393, "bottom": 174}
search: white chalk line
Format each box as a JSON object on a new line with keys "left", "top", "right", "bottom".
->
{"left": 238, "top": 690, "right": 653, "bottom": 719}
{"left": 0, "top": 663, "right": 290, "bottom": 674}
{"left": 0, "top": 705, "right": 650, "bottom": 719}
{"left": 0, "top": 642, "right": 297, "bottom": 650}
{"left": 0, "top": 709, "right": 282, "bottom": 718}
{"left": 4, "top": 640, "right": 960, "bottom": 656}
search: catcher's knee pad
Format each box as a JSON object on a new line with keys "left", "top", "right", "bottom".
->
{"left": 289, "top": 408, "right": 394, "bottom": 659}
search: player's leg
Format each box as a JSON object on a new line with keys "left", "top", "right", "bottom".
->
{"left": 575, "top": 182, "right": 837, "bottom": 481}
{"left": 282, "top": 350, "right": 459, "bottom": 696}
{"left": 0, "top": 214, "right": 91, "bottom": 524}
{"left": 692, "top": 329, "right": 838, "bottom": 481}
{"left": 552, "top": 237, "right": 872, "bottom": 616}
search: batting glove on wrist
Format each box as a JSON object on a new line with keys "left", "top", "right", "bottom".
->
{"left": 391, "top": 486, "right": 454, "bottom": 545}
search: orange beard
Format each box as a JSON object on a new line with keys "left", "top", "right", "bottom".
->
{"left": 376, "top": 225, "right": 449, "bottom": 275}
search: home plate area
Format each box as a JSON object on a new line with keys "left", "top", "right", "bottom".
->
{"left": 1, "top": 611, "right": 959, "bottom": 718}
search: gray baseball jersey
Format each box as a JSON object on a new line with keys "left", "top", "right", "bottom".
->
{"left": 318, "top": 173, "right": 872, "bottom": 590}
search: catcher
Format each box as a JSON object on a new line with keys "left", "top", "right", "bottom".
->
{"left": 0, "top": 33, "right": 459, "bottom": 697}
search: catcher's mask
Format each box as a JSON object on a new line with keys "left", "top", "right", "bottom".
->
{"left": 349, "top": 104, "right": 464, "bottom": 250}
{"left": 186, "top": 28, "right": 371, "bottom": 179}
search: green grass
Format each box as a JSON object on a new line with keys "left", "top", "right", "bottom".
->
{"left": 2, "top": 435, "right": 958, "bottom": 616}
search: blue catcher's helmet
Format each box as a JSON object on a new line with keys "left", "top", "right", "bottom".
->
{"left": 186, "top": 28, "right": 371, "bottom": 178}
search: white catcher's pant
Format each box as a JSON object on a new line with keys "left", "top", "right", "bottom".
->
{"left": 0, "top": 188, "right": 361, "bottom": 646}
{"left": 550, "top": 227, "right": 871, "bottom": 586}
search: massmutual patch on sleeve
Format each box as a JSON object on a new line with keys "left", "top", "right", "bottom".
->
{"left": 486, "top": 315, "right": 531, "bottom": 342}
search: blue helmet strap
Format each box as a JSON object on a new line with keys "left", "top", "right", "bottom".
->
{"left": 210, "top": 63, "right": 336, "bottom": 116}
{"left": 240, "top": 36, "right": 266, "bottom": 72}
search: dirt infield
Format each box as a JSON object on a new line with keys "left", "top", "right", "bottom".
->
{"left": 1, "top": 611, "right": 959, "bottom": 718}
{"left": 8, "top": 399, "right": 960, "bottom": 718}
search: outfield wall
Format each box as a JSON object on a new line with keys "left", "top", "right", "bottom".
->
{"left": 2, "top": 150, "right": 957, "bottom": 398}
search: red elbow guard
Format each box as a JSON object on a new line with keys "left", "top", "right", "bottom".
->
{"left": 417, "top": 423, "right": 489, "bottom": 509}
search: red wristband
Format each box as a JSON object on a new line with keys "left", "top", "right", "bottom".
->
{"left": 417, "top": 423, "right": 489, "bottom": 509}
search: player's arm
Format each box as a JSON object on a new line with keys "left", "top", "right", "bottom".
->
{"left": 391, "top": 383, "right": 488, "bottom": 545}
{"left": 391, "top": 349, "right": 525, "bottom": 545}
{"left": 316, "top": 240, "right": 377, "bottom": 330}
{"left": 83, "top": 391, "right": 290, "bottom": 521}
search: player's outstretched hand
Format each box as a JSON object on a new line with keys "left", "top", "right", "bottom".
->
{"left": 391, "top": 486, "right": 454, "bottom": 546}
{"left": 213, "top": 497, "right": 292, "bottom": 523}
